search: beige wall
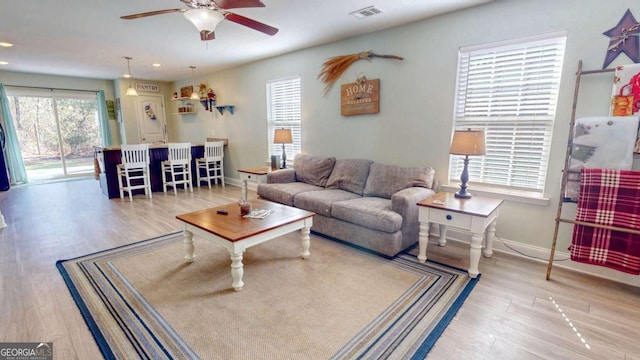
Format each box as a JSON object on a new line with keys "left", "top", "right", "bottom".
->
{"left": 2, "top": 0, "right": 638, "bottom": 283}
{"left": 114, "top": 78, "right": 174, "bottom": 144}
{"left": 170, "top": 0, "right": 640, "bottom": 283}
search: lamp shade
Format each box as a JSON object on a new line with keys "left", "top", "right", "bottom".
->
{"left": 273, "top": 128, "right": 293, "bottom": 144}
{"left": 184, "top": 9, "right": 224, "bottom": 34}
{"left": 449, "top": 129, "right": 485, "bottom": 156}
{"left": 125, "top": 86, "right": 138, "bottom": 96}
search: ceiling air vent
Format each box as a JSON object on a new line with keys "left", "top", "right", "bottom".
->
{"left": 349, "top": 6, "right": 382, "bottom": 19}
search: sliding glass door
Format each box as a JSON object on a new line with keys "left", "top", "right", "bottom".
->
{"left": 6, "top": 89, "right": 101, "bottom": 182}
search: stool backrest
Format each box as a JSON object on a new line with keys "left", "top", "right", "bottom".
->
{"left": 121, "top": 144, "right": 149, "bottom": 170}
{"left": 204, "top": 141, "right": 224, "bottom": 161}
{"left": 167, "top": 143, "right": 192, "bottom": 165}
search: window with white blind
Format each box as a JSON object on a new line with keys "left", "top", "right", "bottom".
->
{"left": 449, "top": 32, "right": 566, "bottom": 194}
{"left": 266, "top": 77, "right": 301, "bottom": 164}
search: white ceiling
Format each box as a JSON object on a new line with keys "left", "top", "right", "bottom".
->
{"left": 0, "top": 0, "right": 492, "bottom": 82}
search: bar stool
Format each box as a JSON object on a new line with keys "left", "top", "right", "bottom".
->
{"left": 196, "top": 141, "right": 225, "bottom": 188}
{"left": 161, "top": 143, "right": 193, "bottom": 194}
{"left": 117, "top": 144, "right": 152, "bottom": 201}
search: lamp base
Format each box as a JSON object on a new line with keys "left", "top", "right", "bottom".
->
{"left": 454, "top": 189, "right": 472, "bottom": 199}
{"left": 281, "top": 144, "right": 287, "bottom": 169}
{"left": 455, "top": 155, "right": 472, "bottom": 199}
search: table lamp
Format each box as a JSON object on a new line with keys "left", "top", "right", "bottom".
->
{"left": 273, "top": 128, "right": 293, "bottom": 169}
{"left": 449, "top": 129, "right": 485, "bottom": 199}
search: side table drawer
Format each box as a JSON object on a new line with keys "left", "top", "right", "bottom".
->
{"left": 429, "top": 208, "right": 472, "bottom": 229}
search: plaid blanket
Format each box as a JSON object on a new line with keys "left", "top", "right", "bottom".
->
{"left": 570, "top": 168, "right": 640, "bottom": 274}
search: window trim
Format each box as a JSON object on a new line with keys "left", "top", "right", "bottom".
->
{"left": 266, "top": 76, "right": 302, "bottom": 165}
{"left": 449, "top": 31, "right": 567, "bottom": 197}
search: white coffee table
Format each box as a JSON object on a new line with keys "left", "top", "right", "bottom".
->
{"left": 176, "top": 199, "right": 314, "bottom": 291}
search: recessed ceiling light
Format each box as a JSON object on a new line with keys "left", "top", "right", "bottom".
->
{"left": 0, "top": 42, "right": 13, "bottom": 47}
{"left": 123, "top": 74, "right": 131, "bottom": 78}
{"left": 0, "top": 61, "right": 9, "bottom": 65}
{"left": 152, "top": 63, "right": 161, "bottom": 67}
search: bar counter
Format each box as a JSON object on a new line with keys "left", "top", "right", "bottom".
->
{"left": 96, "top": 138, "right": 228, "bottom": 199}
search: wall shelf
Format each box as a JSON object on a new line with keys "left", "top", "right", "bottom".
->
{"left": 171, "top": 97, "right": 197, "bottom": 115}
{"left": 215, "top": 105, "right": 235, "bottom": 115}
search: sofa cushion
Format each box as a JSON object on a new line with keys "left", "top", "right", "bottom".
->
{"left": 325, "top": 159, "right": 373, "bottom": 195}
{"left": 363, "top": 163, "right": 435, "bottom": 199}
{"left": 294, "top": 189, "right": 361, "bottom": 217}
{"left": 257, "top": 182, "right": 324, "bottom": 206}
{"left": 331, "top": 197, "right": 402, "bottom": 233}
{"left": 293, "top": 154, "right": 336, "bottom": 187}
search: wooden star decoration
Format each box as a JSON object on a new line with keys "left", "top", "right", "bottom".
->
{"left": 603, "top": 9, "right": 640, "bottom": 69}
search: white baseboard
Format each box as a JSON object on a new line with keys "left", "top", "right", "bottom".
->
{"left": 438, "top": 228, "right": 640, "bottom": 288}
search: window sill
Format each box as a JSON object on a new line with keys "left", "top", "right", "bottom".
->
{"left": 441, "top": 184, "right": 550, "bottom": 206}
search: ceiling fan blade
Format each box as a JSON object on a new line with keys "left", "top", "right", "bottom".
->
{"left": 214, "top": 0, "right": 265, "bottom": 9}
{"left": 200, "top": 31, "right": 216, "bottom": 41}
{"left": 121, "top": 9, "right": 183, "bottom": 20}
{"left": 224, "top": 12, "right": 278, "bottom": 36}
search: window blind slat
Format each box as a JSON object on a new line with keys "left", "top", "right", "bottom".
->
{"left": 267, "top": 77, "right": 302, "bottom": 160}
{"left": 450, "top": 34, "right": 565, "bottom": 193}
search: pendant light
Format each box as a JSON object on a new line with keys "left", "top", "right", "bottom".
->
{"left": 124, "top": 56, "right": 138, "bottom": 96}
{"left": 189, "top": 65, "right": 200, "bottom": 100}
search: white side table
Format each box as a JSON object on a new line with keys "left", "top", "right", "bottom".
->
{"left": 417, "top": 192, "right": 503, "bottom": 278}
{"left": 237, "top": 167, "right": 272, "bottom": 200}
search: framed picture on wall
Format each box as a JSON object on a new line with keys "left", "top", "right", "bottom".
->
{"left": 180, "top": 86, "right": 194, "bottom": 98}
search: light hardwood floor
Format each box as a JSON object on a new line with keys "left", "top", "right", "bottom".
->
{"left": 0, "top": 179, "right": 638, "bottom": 360}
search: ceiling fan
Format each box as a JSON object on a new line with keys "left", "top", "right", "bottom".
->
{"left": 121, "top": 0, "right": 278, "bottom": 41}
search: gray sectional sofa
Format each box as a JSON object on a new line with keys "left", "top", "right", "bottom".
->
{"left": 257, "top": 154, "right": 437, "bottom": 257}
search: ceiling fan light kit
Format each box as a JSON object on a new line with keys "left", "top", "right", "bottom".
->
{"left": 184, "top": 8, "right": 224, "bottom": 40}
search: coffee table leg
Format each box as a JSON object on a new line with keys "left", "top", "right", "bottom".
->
{"left": 229, "top": 251, "right": 244, "bottom": 291}
{"left": 300, "top": 226, "right": 311, "bottom": 259}
{"left": 183, "top": 230, "right": 195, "bottom": 262}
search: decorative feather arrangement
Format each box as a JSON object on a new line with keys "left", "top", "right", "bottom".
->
{"left": 318, "top": 50, "right": 404, "bottom": 94}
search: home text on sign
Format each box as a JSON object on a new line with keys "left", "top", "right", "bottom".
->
{"left": 340, "top": 79, "right": 380, "bottom": 116}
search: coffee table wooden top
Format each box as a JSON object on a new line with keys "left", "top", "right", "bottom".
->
{"left": 176, "top": 199, "right": 314, "bottom": 242}
{"left": 417, "top": 191, "right": 503, "bottom": 218}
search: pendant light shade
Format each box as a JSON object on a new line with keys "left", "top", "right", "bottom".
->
{"left": 189, "top": 65, "right": 200, "bottom": 100}
{"left": 184, "top": 9, "right": 224, "bottom": 38}
{"left": 124, "top": 56, "right": 138, "bottom": 96}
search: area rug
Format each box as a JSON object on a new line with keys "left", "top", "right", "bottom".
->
{"left": 57, "top": 232, "right": 478, "bottom": 360}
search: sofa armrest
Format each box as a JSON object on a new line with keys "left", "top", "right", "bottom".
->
{"left": 391, "top": 187, "right": 436, "bottom": 232}
{"left": 267, "top": 168, "right": 296, "bottom": 183}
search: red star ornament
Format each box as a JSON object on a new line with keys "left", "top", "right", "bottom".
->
{"left": 603, "top": 9, "right": 640, "bottom": 69}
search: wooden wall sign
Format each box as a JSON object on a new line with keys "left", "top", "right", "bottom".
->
{"left": 340, "top": 78, "right": 380, "bottom": 116}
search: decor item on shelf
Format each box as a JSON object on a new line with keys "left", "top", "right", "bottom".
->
{"left": 449, "top": 129, "right": 485, "bottom": 199}
{"left": 120, "top": 1, "right": 278, "bottom": 42}
{"left": 603, "top": 9, "right": 640, "bottom": 69}
{"left": 318, "top": 50, "right": 404, "bottom": 94}
{"left": 189, "top": 66, "right": 200, "bottom": 100}
{"left": 124, "top": 56, "right": 138, "bottom": 96}
{"left": 180, "top": 85, "right": 194, "bottom": 98}
{"left": 273, "top": 128, "right": 293, "bottom": 169}
{"left": 207, "top": 88, "right": 216, "bottom": 112}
